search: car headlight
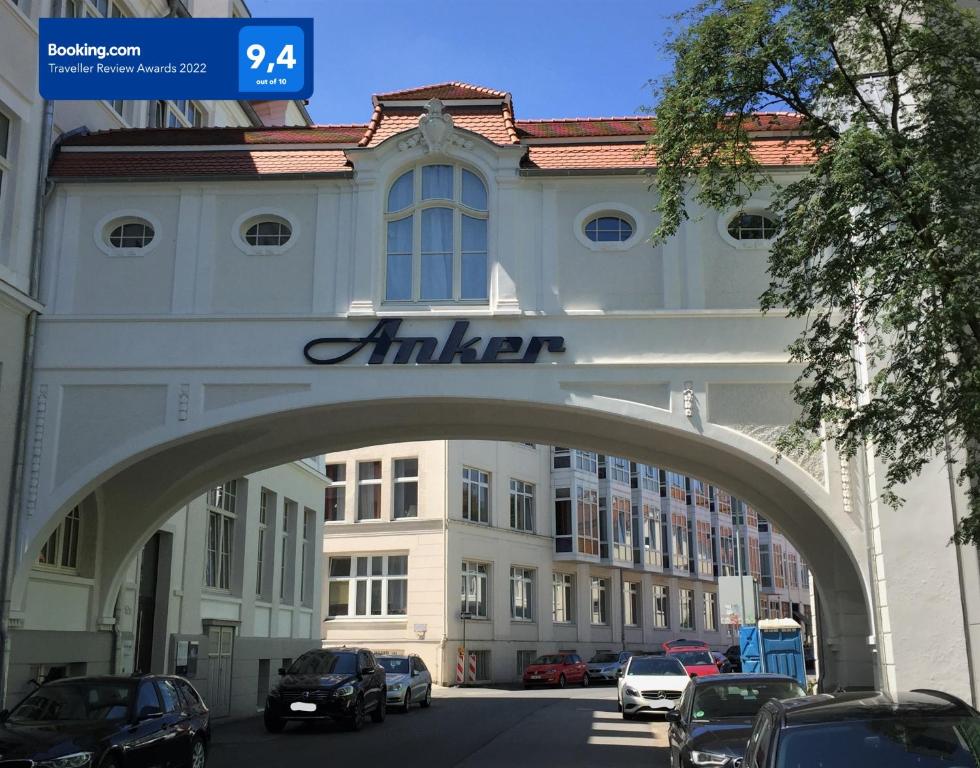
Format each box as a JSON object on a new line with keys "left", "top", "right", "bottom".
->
{"left": 336, "top": 684, "right": 355, "bottom": 697}
{"left": 689, "top": 749, "right": 731, "bottom": 766}
{"left": 389, "top": 683, "right": 403, "bottom": 692}
{"left": 624, "top": 686, "right": 639, "bottom": 697}
{"left": 37, "top": 754, "right": 94, "bottom": 768}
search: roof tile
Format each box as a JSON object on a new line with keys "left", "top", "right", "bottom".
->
{"left": 49, "top": 150, "right": 351, "bottom": 179}
{"left": 374, "top": 82, "right": 509, "bottom": 101}
{"left": 62, "top": 126, "right": 365, "bottom": 147}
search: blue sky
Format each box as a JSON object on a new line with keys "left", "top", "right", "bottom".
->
{"left": 247, "top": 0, "right": 696, "bottom": 125}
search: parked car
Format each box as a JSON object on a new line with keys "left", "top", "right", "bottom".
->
{"left": 667, "top": 673, "right": 806, "bottom": 767}
{"left": 724, "top": 644, "right": 742, "bottom": 673}
{"left": 0, "top": 674, "right": 210, "bottom": 767}
{"left": 263, "top": 647, "right": 387, "bottom": 732}
{"left": 742, "top": 689, "right": 980, "bottom": 767}
{"left": 617, "top": 654, "right": 690, "bottom": 720}
{"left": 663, "top": 639, "right": 710, "bottom": 652}
{"left": 586, "top": 650, "right": 633, "bottom": 683}
{"left": 376, "top": 654, "right": 432, "bottom": 712}
{"left": 666, "top": 646, "right": 721, "bottom": 678}
{"left": 711, "top": 651, "right": 734, "bottom": 673}
{"left": 522, "top": 653, "right": 589, "bottom": 688}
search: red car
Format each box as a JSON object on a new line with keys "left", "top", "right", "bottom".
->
{"left": 666, "top": 646, "right": 720, "bottom": 678}
{"left": 522, "top": 653, "right": 589, "bottom": 688}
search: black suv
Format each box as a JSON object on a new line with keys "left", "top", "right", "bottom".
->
{"left": 743, "top": 689, "right": 980, "bottom": 767}
{"left": 264, "top": 647, "right": 387, "bottom": 732}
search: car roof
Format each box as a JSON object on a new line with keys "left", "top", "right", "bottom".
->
{"left": 769, "top": 690, "right": 976, "bottom": 725}
{"left": 690, "top": 673, "right": 799, "bottom": 687}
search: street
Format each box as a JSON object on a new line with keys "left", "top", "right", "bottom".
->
{"left": 208, "top": 685, "right": 670, "bottom": 768}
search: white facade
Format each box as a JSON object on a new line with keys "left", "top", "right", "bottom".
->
{"left": 13, "top": 458, "right": 327, "bottom": 718}
{"left": 321, "top": 440, "right": 811, "bottom": 685}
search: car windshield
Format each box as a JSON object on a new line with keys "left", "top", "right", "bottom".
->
{"left": 533, "top": 655, "right": 564, "bottom": 665}
{"left": 672, "top": 651, "right": 713, "bottom": 665}
{"left": 774, "top": 717, "right": 980, "bottom": 768}
{"left": 9, "top": 681, "right": 134, "bottom": 723}
{"left": 692, "top": 681, "right": 805, "bottom": 720}
{"left": 287, "top": 651, "right": 357, "bottom": 676}
{"left": 628, "top": 657, "right": 686, "bottom": 676}
{"left": 590, "top": 653, "right": 619, "bottom": 664}
{"left": 377, "top": 657, "right": 410, "bottom": 674}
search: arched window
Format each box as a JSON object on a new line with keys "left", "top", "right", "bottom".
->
{"left": 385, "top": 163, "right": 488, "bottom": 302}
{"left": 243, "top": 216, "right": 292, "bottom": 247}
{"left": 584, "top": 215, "right": 633, "bottom": 243}
{"left": 107, "top": 218, "right": 155, "bottom": 249}
{"left": 726, "top": 212, "right": 778, "bottom": 240}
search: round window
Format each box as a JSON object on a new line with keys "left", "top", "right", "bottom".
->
{"left": 107, "top": 219, "right": 155, "bottom": 249}
{"left": 726, "top": 212, "right": 778, "bottom": 240}
{"left": 243, "top": 217, "right": 292, "bottom": 247}
{"left": 584, "top": 215, "right": 633, "bottom": 243}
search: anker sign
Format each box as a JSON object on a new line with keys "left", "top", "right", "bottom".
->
{"left": 303, "top": 319, "right": 565, "bottom": 365}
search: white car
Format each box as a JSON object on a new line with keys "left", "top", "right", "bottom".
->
{"left": 617, "top": 654, "right": 690, "bottom": 720}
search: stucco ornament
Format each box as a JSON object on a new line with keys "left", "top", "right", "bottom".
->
{"left": 398, "top": 99, "right": 474, "bottom": 153}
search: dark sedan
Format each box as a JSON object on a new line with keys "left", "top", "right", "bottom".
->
{"left": 263, "top": 647, "right": 387, "bottom": 732}
{"left": 0, "top": 674, "right": 209, "bottom": 768}
{"left": 667, "top": 673, "right": 805, "bottom": 767}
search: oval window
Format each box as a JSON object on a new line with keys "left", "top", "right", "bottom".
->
{"left": 585, "top": 215, "right": 633, "bottom": 243}
{"left": 243, "top": 217, "right": 292, "bottom": 247}
{"left": 727, "top": 212, "right": 778, "bottom": 240}
{"left": 107, "top": 219, "right": 155, "bottom": 249}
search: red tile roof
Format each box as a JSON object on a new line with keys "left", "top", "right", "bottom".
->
{"left": 518, "top": 118, "right": 656, "bottom": 139}
{"left": 61, "top": 126, "right": 365, "bottom": 147}
{"left": 49, "top": 150, "right": 351, "bottom": 179}
{"left": 374, "top": 82, "right": 509, "bottom": 101}
{"left": 361, "top": 105, "right": 519, "bottom": 147}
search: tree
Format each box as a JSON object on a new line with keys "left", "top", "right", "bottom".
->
{"left": 647, "top": 0, "right": 980, "bottom": 542}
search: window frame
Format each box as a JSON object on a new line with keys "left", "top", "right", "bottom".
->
{"left": 255, "top": 489, "right": 270, "bottom": 597}
{"left": 461, "top": 560, "right": 490, "bottom": 619}
{"left": 326, "top": 554, "right": 409, "bottom": 619}
{"left": 679, "top": 587, "right": 696, "bottom": 630}
{"left": 718, "top": 201, "right": 778, "bottom": 249}
{"left": 233, "top": 211, "right": 298, "bottom": 256}
{"left": 392, "top": 458, "right": 419, "bottom": 519}
{"left": 623, "top": 580, "right": 640, "bottom": 627}
{"left": 384, "top": 162, "right": 490, "bottom": 304}
{"left": 653, "top": 584, "right": 670, "bottom": 628}
{"left": 510, "top": 566, "right": 535, "bottom": 622}
{"left": 573, "top": 202, "right": 644, "bottom": 252}
{"left": 462, "top": 467, "right": 491, "bottom": 525}
{"left": 703, "top": 591, "right": 718, "bottom": 631}
{"left": 357, "top": 461, "right": 383, "bottom": 521}
{"left": 204, "top": 482, "right": 237, "bottom": 591}
{"left": 552, "top": 571, "right": 574, "bottom": 624}
{"left": 590, "top": 576, "right": 608, "bottom": 626}
{"left": 509, "top": 479, "right": 535, "bottom": 533}
{"left": 36, "top": 506, "right": 81, "bottom": 574}
{"left": 324, "top": 464, "right": 346, "bottom": 523}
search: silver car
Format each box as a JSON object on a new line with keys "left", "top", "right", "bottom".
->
{"left": 587, "top": 650, "right": 633, "bottom": 682}
{"left": 377, "top": 654, "right": 433, "bottom": 712}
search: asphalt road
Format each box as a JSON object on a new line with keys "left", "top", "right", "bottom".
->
{"left": 208, "top": 684, "right": 671, "bottom": 768}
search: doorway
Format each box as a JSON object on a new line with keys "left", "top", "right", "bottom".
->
{"left": 205, "top": 623, "right": 235, "bottom": 718}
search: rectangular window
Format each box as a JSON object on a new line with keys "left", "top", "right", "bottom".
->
{"left": 696, "top": 519, "right": 714, "bottom": 577}
{"left": 672, "top": 513, "right": 689, "bottom": 572}
{"left": 575, "top": 450, "right": 598, "bottom": 473}
{"left": 801, "top": 561, "right": 810, "bottom": 588}
{"left": 552, "top": 572, "right": 574, "bottom": 623}
{"left": 704, "top": 592, "right": 718, "bottom": 631}
{"left": 204, "top": 482, "right": 237, "bottom": 590}
{"left": 393, "top": 458, "right": 419, "bottom": 518}
{"left": 516, "top": 650, "right": 537, "bottom": 679}
{"left": 461, "top": 561, "right": 489, "bottom": 618}
{"left": 552, "top": 446, "right": 571, "bottom": 469}
{"left": 509, "top": 479, "right": 535, "bottom": 532}
{"left": 760, "top": 543, "right": 773, "bottom": 589}
{"left": 773, "top": 543, "right": 786, "bottom": 588}
{"left": 326, "top": 554, "right": 408, "bottom": 618}
{"left": 623, "top": 581, "right": 640, "bottom": 627}
{"left": 357, "top": 461, "right": 382, "bottom": 521}
{"left": 757, "top": 513, "right": 769, "bottom": 532}
{"left": 256, "top": 490, "right": 269, "bottom": 596}
{"left": 0, "top": 110, "right": 10, "bottom": 214}
{"left": 36, "top": 506, "right": 81, "bottom": 572}
{"left": 163, "top": 99, "right": 206, "bottom": 128}
{"left": 324, "top": 464, "right": 346, "bottom": 522}
{"left": 689, "top": 478, "right": 709, "bottom": 508}
{"left": 749, "top": 536, "right": 761, "bottom": 580}
{"left": 590, "top": 577, "right": 607, "bottom": 625}
{"left": 279, "top": 499, "right": 295, "bottom": 601}
{"left": 609, "top": 456, "right": 629, "bottom": 484}
{"left": 612, "top": 496, "right": 633, "bottom": 561}
{"left": 470, "top": 650, "right": 491, "bottom": 682}
{"left": 719, "top": 524, "right": 736, "bottom": 577}
{"left": 554, "top": 488, "right": 573, "bottom": 553}
{"left": 679, "top": 588, "right": 695, "bottom": 630}
{"left": 787, "top": 553, "right": 799, "bottom": 588}
{"left": 510, "top": 567, "right": 534, "bottom": 622}
{"left": 653, "top": 585, "right": 670, "bottom": 628}
{"left": 300, "top": 509, "right": 314, "bottom": 605}
{"left": 577, "top": 487, "right": 600, "bottom": 555}
{"left": 642, "top": 504, "right": 661, "bottom": 567}
{"left": 462, "top": 467, "right": 490, "bottom": 524}
{"left": 640, "top": 464, "right": 658, "bottom": 491}
{"left": 666, "top": 471, "right": 687, "bottom": 503}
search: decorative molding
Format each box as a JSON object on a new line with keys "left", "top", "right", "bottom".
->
{"left": 177, "top": 383, "right": 190, "bottom": 421}
{"left": 398, "top": 99, "right": 475, "bottom": 153}
{"left": 26, "top": 385, "right": 48, "bottom": 518}
{"left": 729, "top": 423, "right": 826, "bottom": 484}
{"left": 839, "top": 454, "right": 853, "bottom": 514}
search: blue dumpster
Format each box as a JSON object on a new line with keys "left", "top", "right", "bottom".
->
{"left": 739, "top": 619, "right": 806, "bottom": 687}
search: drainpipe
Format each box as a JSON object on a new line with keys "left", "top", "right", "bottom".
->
{"left": 0, "top": 98, "right": 55, "bottom": 707}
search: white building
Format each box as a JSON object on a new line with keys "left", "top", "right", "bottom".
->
{"left": 321, "top": 441, "right": 811, "bottom": 685}
{"left": 14, "top": 458, "right": 327, "bottom": 718}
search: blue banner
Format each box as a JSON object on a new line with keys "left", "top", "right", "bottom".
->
{"left": 39, "top": 17, "right": 313, "bottom": 100}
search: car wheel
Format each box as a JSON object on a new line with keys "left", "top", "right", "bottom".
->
{"left": 402, "top": 689, "right": 412, "bottom": 713}
{"left": 623, "top": 710, "right": 635, "bottom": 721}
{"left": 263, "top": 708, "right": 285, "bottom": 734}
{"left": 558, "top": 674, "right": 566, "bottom": 689}
{"left": 370, "top": 695, "right": 386, "bottom": 723}
{"left": 190, "top": 737, "right": 207, "bottom": 768}
{"left": 347, "top": 696, "right": 365, "bottom": 731}
{"left": 581, "top": 674, "right": 590, "bottom": 688}
{"left": 420, "top": 685, "right": 432, "bottom": 708}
